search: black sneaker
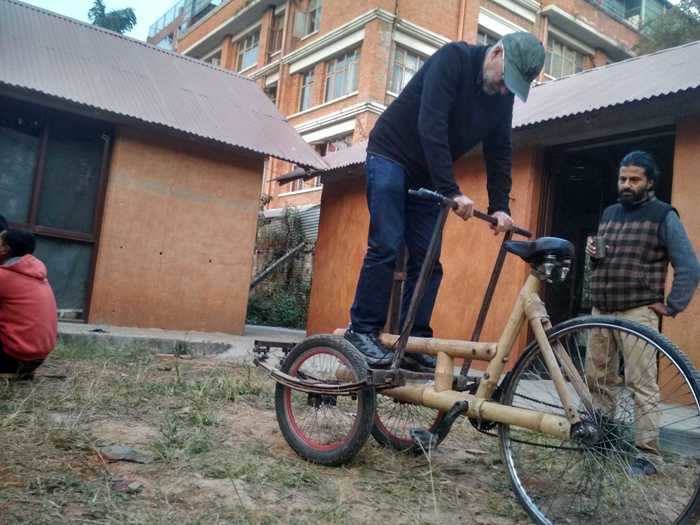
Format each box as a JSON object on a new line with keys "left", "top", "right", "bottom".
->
{"left": 344, "top": 329, "right": 394, "bottom": 367}
{"left": 401, "top": 353, "right": 436, "bottom": 372}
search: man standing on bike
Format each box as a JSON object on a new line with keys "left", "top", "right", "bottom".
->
{"left": 344, "top": 33, "right": 545, "bottom": 369}
{"left": 586, "top": 150, "right": 700, "bottom": 458}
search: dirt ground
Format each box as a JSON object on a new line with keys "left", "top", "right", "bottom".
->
{"left": 0, "top": 341, "right": 530, "bottom": 524}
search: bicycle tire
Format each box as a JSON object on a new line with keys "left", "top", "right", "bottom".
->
{"left": 499, "top": 316, "right": 700, "bottom": 525}
{"left": 274, "top": 335, "right": 376, "bottom": 466}
{"left": 372, "top": 391, "right": 445, "bottom": 452}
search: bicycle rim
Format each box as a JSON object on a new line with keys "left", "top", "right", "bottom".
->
{"left": 499, "top": 317, "right": 700, "bottom": 524}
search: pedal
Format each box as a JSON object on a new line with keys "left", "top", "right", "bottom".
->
{"left": 410, "top": 428, "right": 440, "bottom": 452}
{"left": 410, "top": 400, "right": 469, "bottom": 452}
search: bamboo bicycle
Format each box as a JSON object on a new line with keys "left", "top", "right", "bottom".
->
{"left": 255, "top": 189, "right": 700, "bottom": 524}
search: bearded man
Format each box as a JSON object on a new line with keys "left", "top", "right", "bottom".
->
{"left": 585, "top": 150, "right": 700, "bottom": 470}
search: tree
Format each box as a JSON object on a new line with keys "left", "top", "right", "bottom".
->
{"left": 88, "top": 0, "right": 137, "bottom": 35}
{"left": 636, "top": 0, "right": 700, "bottom": 54}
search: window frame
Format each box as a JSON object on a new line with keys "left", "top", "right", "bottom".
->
{"left": 0, "top": 96, "right": 112, "bottom": 320}
{"left": 324, "top": 48, "right": 360, "bottom": 103}
{"left": 299, "top": 68, "right": 315, "bottom": 112}
{"left": 306, "top": 0, "right": 321, "bottom": 36}
{"left": 476, "top": 30, "right": 498, "bottom": 46}
{"left": 390, "top": 45, "right": 425, "bottom": 94}
{"left": 268, "top": 12, "right": 284, "bottom": 59}
{"left": 544, "top": 36, "right": 585, "bottom": 79}
{"left": 237, "top": 30, "right": 260, "bottom": 72}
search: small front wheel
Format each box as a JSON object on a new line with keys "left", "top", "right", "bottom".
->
{"left": 499, "top": 316, "right": 700, "bottom": 524}
{"left": 274, "top": 335, "right": 376, "bottom": 466}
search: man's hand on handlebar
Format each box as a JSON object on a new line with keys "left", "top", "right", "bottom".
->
{"left": 490, "top": 211, "right": 513, "bottom": 235}
{"left": 452, "top": 194, "right": 474, "bottom": 220}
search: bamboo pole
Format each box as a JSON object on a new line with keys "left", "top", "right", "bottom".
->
{"left": 434, "top": 352, "right": 453, "bottom": 391}
{"left": 382, "top": 385, "right": 570, "bottom": 440}
{"left": 332, "top": 329, "right": 496, "bottom": 361}
{"left": 475, "top": 274, "right": 537, "bottom": 399}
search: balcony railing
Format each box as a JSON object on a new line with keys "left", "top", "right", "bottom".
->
{"left": 148, "top": 0, "right": 228, "bottom": 39}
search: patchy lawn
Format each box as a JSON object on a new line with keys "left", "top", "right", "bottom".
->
{"left": 0, "top": 341, "right": 528, "bottom": 524}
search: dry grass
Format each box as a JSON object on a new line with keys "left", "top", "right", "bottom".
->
{"left": 0, "top": 340, "right": 527, "bottom": 524}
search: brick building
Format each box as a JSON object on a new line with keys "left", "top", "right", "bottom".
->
{"left": 149, "top": 0, "right": 667, "bottom": 212}
{"left": 0, "top": 0, "right": 322, "bottom": 333}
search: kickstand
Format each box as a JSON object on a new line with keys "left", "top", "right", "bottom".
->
{"left": 410, "top": 400, "right": 469, "bottom": 452}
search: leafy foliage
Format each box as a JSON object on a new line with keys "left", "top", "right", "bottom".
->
{"left": 87, "top": 0, "right": 137, "bottom": 35}
{"left": 636, "top": 0, "right": 700, "bottom": 54}
{"left": 247, "top": 207, "right": 312, "bottom": 329}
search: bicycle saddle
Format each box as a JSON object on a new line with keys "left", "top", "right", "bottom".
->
{"left": 504, "top": 237, "right": 574, "bottom": 263}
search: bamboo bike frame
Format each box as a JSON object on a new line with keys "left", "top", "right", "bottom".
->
{"left": 377, "top": 273, "right": 588, "bottom": 441}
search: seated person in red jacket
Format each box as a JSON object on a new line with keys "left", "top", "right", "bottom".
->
{"left": 0, "top": 227, "right": 57, "bottom": 378}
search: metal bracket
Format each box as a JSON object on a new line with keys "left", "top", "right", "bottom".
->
{"left": 368, "top": 368, "right": 406, "bottom": 388}
{"left": 253, "top": 340, "right": 297, "bottom": 361}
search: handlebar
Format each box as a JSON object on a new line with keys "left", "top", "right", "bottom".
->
{"left": 408, "top": 188, "right": 532, "bottom": 238}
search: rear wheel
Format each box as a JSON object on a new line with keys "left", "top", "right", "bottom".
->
{"left": 372, "top": 382, "right": 445, "bottom": 452}
{"left": 499, "top": 316, "right": 700, "bottom": 524}
{"left": 274, "top": 335, "right": 376, "bottom": 466}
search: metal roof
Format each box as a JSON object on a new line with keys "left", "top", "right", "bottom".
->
{"left": 324, "top": 140, "right": 369, "bottom": 170}
{"left": 0, "top": 0, "right": 325, "bottom": 169}
{"left": 513, "top": 39, "right": 700, "bottom": 129}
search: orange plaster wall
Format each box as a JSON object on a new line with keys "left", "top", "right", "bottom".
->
{"left": 661, "top": 118, "right": 700, "bottom": 370}
{"left": 89, "top": 128, "right": 263, "bottom": 334}
{"left": 308, "top": 147, "right": 542, "bottom": 364}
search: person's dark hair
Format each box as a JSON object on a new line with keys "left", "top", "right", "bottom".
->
{"left": 620, "top": 150, "right": 659, "bottom": 186}
{"left": 0, "top": 215, "right": 7, "bottom": 232}
{"left": 2, "top": 229, "right": 36, "bottom": 258}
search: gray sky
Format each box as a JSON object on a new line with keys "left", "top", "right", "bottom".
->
{"left": 21, "top": 0, "right": 176, "bottom": 41}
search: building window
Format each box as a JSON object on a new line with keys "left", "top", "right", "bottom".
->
{"left": 313, "top": 133, "right": 352, "bottom": 157}
{"left": 0, "top": 96, "right": 110, "bottom": 320}
{"left": 306, "top": 0, "right": 321, "bottom": 35}
{"left": 325, "top": 49, "right": 360, "bottom": 103}
{"left": 290, "top": 174, "right": 321, "bottom": 192}
{"left": 288, "top": 134, "right": 352, "bottom": 192}
{"left": 545, "top": 36, "right": 584, "bottom": 79}
{"left": 156, "top": 32, "right": 175, "bottom": 50}
{"left": 293, "top": 0, "right": 321, "bottom": 38}
{"left": 268, "top": 12, "right": 284, "bottom": 60}
{"left": 264, "top": 83, "right": 278, "bottom": 105}
{"left": 237, "top": 30, "right": 260, "bottom": 71}
{"left": 205, "top": 50, "right": 222, "bottom": 67}
{"left": 477, "top": 30, "right": 498, "bottom": 46}
{"left": 299, "top": 69, "right": 315, "bottom": 111}
{"left": 391, "top": 46, "right": 425, "bottom": 94}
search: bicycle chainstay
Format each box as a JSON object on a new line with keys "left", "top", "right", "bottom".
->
{"left": 471, "top": 391, "right": 587, "bottom": 452}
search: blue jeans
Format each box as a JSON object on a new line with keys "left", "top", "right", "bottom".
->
{"left": 350, "top": 154, "right": 443, "bottom": 337}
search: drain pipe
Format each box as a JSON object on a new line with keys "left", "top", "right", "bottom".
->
{"left": 458, "top": 0, "right": 467, "bottom": 40}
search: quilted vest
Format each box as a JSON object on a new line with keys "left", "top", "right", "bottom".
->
{"left": 591, "top": 196, "right": 675, "bottom": 312}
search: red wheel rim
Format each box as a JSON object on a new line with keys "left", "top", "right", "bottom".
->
{"left": 283, "top": 347, "right": 362, "bottom": 452}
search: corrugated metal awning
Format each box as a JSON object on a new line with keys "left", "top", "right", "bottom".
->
{"left": 0, "top": 0, "right": 325, "bottom": 169}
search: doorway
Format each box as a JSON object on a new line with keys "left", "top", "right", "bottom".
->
{"left": 542, "top": 129, "right": 675, "bottom": 324}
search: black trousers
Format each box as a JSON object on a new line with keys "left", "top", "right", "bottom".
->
{"left": 0, "top": 342, "right": 44, "bottom": 377}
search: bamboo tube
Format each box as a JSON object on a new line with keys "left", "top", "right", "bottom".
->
{"left": 332, "top": 329, "right": 496, "bottom": 360}
{"left": 434, "top": 352, "right": 453, "bottom": 392}
{"left": 468, "top": 398, "right": 570, "bottom": 440}
{"left": 382, "top": 385, "right": 570, "bottom": 440}
{"left": 530, "top": 319, "right": 580, "bottom": 424}
{"left": 475, "top": 277, "right": 532, "bottom": 399}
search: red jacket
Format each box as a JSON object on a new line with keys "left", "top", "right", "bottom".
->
{"left": 0, "top": 255, "right": 57, "bottom": 361}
